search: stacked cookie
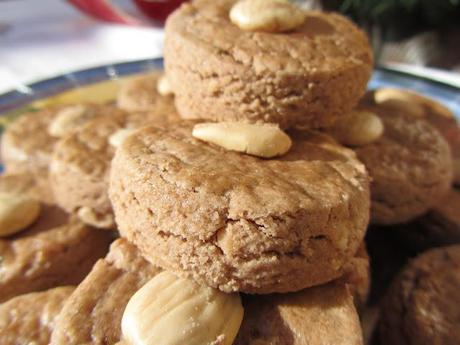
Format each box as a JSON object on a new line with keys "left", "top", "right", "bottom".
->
{"left": 70, "top": 1, "right": 372, "bottom": 344}
{"left": 0, "top": 0, "right": 459, "bottom": 344}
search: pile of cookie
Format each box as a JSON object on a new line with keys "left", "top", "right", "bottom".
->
{"left": 0, "top": 0, "right": 459, "bottom": 344}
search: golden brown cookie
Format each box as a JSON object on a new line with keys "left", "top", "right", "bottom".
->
{"left": 0, "top": 173, "right": 112, "bottom": 302}
{"left": 372, "top": 88, "right": 460, "bottom": 185}
{"left": 110, "top": 123, "right": 370, "bottom": 293}
{"left": 0, "top": 286, "right": 74, "bottom": 345}
{"left": 379, "top": 245, "right": 460, "bottom": 345}
{"left": 50, "top": 108, "right": 180, "bottom": 229}
{"left": 354, "top": 98, "right": 453, "bottom": 225}
{"left": 164, "top": 0, "right": 373, "bottom": 129}
{"left": 117, "top": 72, "right": 177, "bottom": 113}
{"left": 50, "top": 239, "right": 161, "bottom": 345}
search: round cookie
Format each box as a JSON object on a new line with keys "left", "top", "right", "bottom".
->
{"left": 0, "top": 173, "right": 112, "bottom": 302}
{"left": 1, "top": 108, "right": 58, "bottom": 176}
{"left": 0, "top": 286, "right": 74, "bottom": 345}
{"left": 109, "top": 123, "right": 370, "bottom": 293}
{"left": 164, "top": 0, "right": 373, "bottom": 129}
{"left": 371, "top": 88, "right": 460, "bottom": 186}
{"left": 354, "top": 99, "right": 453, "bottom": 225}
{"left": 117, "top": 72, "right": 177, "bottom": 113}
{"left": 50, "top": 108, "right": 180, "bottom": 229}
{"left": 1, "top": 104, "right": 121, "bottom": 176}
{"left": 379, "top": 245, "right": 460, "bottom": 345}
{"left": 51, "top": 239, "right": 161, "bottom": 345}
{"left": 52, "top": 240, "right": 364, "bottom": 345}
{"left": 235, "top": 282, "right": 363, "bottom": 345}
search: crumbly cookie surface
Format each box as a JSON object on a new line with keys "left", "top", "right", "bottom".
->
{"left": 0, "top": 286, "right": 75, "bottom": 345}
{"left": 379, "top": 245, "right": 460, "bottom": 345}
{"left": 50, "top": 107, "right": 179, "bottom": 228}
{"left": 1, "top": 108, "right": 59, "bottom": 175}
{"left": 355, "top": 102, "right": 452, "bottom": 225}
{"left": 110, "top": 123, "right": 370, "bottom": 293}
{"left": 165, "top": 0, "right": 373, "bottom": 129}
{"left": 51, "top": 239, "right": 161, "bottom": 345}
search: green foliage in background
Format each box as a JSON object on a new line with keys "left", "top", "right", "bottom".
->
{"left": 325, "top": 0, "right": 460, "bottom": 39}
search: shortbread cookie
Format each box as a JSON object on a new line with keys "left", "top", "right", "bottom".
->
{"left": 117, "top": 72, "right": 177, "bottom": 113}
{"left": 0, "top": 173, "right": 112, "bottom": 302}
{"left": 379, "top": 245, "right": 460, "bottom": 345}
{"left": 355, "top": 100, "right": 452, "bottom": 224}
{"left": 0, "top": 286, "right": 74, "bottom": 345}
{"left": 51, "top": 239, "right": 161, "bottom": 345}
{"left": 50, "top": 109, "right": 179, "bottom": 229}
{"left": 372, "top": 88, "right": 460, "bottom": 185}
{"left": 164, "top": 0, "right": 373, "bottom": 129}
{"left": 235, "top": 282, "right": 363, "bottom": 345}
{"left": 110, "top": 123, "right": 370, "bottom": 293}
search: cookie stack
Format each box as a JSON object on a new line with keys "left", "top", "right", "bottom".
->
{"left": 0, "top": 0, "right": 459, "bottom": 344}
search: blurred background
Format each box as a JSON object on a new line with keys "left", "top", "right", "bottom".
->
{"left": 1, "top": 0, "right": 459, "bottom": 94}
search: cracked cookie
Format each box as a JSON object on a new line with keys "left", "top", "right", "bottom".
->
{"left": 52, "top": 239, "right": 365, "bottom": 345}
{"left": 164, "top": 0, "right": 373, "bottom": 129}
{"left": 379, "top": 245, "right": 460, "bottom": 345}
{"left": 0, "top": 173, "right": 112, "bottom": 302}
{"left": 0, "top": 286, "right": 75, "bottom": 345}
{"left": 109, "top": 122, "right": 370, "bottom": 293}
{"left": 50, "top": 108, "right": 180, "bottom": 229}
{"left": 117, "top": 71, "right": 177, "bottom": 113}
{"left": 354, "top": 97, "right": 453, "bottom": 225}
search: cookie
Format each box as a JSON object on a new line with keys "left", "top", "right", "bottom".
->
{"left": 354, "top": 99, "right": 453, "bottom": 225}
{"left": 50, "top": 109, "right": 179, "bottom": 229}
{"left": 109, "top": 123, "right": 370, "bottom": 293}
{"left": 379, "top": 245, "right": 460, "bottom": 345}
{"left": 117, "top": 72, "right": 177, "bottom": 113}
{"left": 51, "top": 239, "right": 161, "bottom": 345}
{"left": 0, "top": 286, "right": 74, "bottom": 345}
{"left": 0, "top": 173, "right": 112, "bottom": 302}
{"left": 371, "top": 88, "right": 460, "bottom": 186}
{"left": 395, "top": 188, "right": 460, "bottom": 253}
{"left": 339, "top": 243, "right": 370, "bottom": 310}
{"left": 52, "top": 239, "right": 364, "bottom": 345}
{"left": 235, "top": 282, "right": 363, "bottom": 345}
{"left": 164, "top": 0, "right": 373, "bottom": 129}
{"left": 1, "top": 108, "right": 58, "bottom": 176}
{"left": 1, "top": 104, "right": 120, "bottom": 175}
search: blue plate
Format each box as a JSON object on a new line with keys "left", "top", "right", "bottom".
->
{"left": 0, "top": 58, "right": 459, "bottom": 118}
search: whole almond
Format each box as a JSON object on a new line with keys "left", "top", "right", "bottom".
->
{"left": 0, "top": 193, "right": 41, "bottom": 237}
{"left": 331, "top": 110, "right": 384, "bottom": 147}
{"left": 121, "top": 271, "right": 244, "bottom": 345}
{"left": 192, "top": 122, "right": 292, "bottom": 158}
{"left": 230, "top": 0, "right": 305, "bottom": 32}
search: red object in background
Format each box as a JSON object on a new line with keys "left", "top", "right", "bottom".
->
{"left": 67, "top": 0, "right": 187, "bottom": 25}
{"left": 134, "top": 0, "right": 188, "bottom": 23}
